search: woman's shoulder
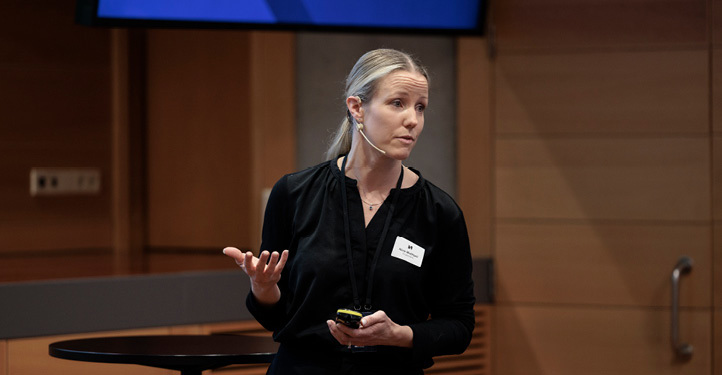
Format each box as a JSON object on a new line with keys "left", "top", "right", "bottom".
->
{"left": 408, "top": 167, "right": 463, "bottom": 216}
{"left": 275, "top": 159, "right": 337, "bottom": 192}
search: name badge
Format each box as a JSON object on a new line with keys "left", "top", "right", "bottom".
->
{"left": 391, "top": 236, "right": 425, "bottom": 267}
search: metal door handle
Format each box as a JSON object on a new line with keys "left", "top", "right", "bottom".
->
{"left": 671, "top": 256, "right": 693, "bottom": 359}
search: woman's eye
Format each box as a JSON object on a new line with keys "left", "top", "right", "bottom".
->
{"left": 391, "top": 100, "right": 402, "bottom": 107}
{"left": 416, "top": 104, "right": 426, "bottom": 112}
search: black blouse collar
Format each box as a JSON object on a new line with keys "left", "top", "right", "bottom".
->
{"left": 328, "top": 156, "right": 425, "bottom": 195}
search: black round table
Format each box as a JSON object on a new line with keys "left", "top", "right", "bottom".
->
{"left": 49, "top": 334, "right": 278, "bottom": 375}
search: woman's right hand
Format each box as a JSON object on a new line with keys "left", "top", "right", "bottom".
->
{"left": 223, "top": 247, "right": 289, "bottom": 305}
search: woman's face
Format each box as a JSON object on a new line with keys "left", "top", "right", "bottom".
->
{"left": 359, "top": 70, "right": 429, "bottom": 160}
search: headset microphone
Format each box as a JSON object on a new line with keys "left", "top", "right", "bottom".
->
{"left": 356, "top": 122, "right": 386, "bottom": 154}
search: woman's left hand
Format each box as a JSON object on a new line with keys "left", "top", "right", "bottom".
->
{"left": 326, "top": 310, "right": 413, "bottom": 348}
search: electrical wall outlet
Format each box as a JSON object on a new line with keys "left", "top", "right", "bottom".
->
{"left": 29, "top": 168, "right": 101, "bottom": 196}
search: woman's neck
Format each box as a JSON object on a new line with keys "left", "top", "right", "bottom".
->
{"left": 343, "top": 144, "right": 402, "bottom": 195}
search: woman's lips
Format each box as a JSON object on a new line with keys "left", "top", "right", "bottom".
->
{"left": 396, "top": 135, "right": 415, "bottom": 145}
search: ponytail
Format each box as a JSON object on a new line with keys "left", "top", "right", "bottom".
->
{"left": 326, "top": 117, "right": 353, "bottom": 160}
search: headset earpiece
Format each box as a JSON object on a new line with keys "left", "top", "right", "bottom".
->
{"left": 351, "top": 97, "right": 386, "bottom": 154}
{"left": 355, "top": 121, "right": 386, "bottom": 155}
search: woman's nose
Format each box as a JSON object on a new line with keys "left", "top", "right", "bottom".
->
{"left": 403, "top": 109, "right": 419, "bottom": 128}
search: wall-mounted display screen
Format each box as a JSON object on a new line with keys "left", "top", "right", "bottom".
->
{"left": 77, "top": 0, "right": 486, "bottom": 34}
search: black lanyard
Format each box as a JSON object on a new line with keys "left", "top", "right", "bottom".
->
{"left": 339, "top": 155, "right": 404, "bottom": 311}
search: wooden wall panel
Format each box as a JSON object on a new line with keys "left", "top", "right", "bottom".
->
{"left": 494, "top": 305, "right": 711, "bottom": 375}
{"left": 0, "top": 251, "right": 114, "bottom": 283}
{"left": 491, "top": 0, "right": 715, "bottom": 372}
{"left": 145, "top": 31, "right": 296, "bottom": 253}
{"left": 8, "top": 328, "right": 171, "bottom": 375}
{"left": 711, "top": 4, "right": 722, "bottom": 371}
{"left": 457, "top": 37, "right": 493, "bottom": 257}
{"left": 168, "top": 324, "right": 204, "bottom": 335}
{"left": 703, "top": 144, "right": 722, "bottom": 308}
{"left": 145, "top": 252, "right": 235, "bottom": 274}
{"left": 0, "top": 2, "right": 109, "bottom": 67}
{"left": 496, "top": 137, "right": 710, "bottom": 221}
{"left": 716, "top": 310, "right": 722, "bottom": 375}
{"left": 494, "top": 0, "right": 707, "bottom": 52}
{"left": 145, "top": 29, "right": 253, "bottom": 249}
{"left": 496, "top": 223, "right": 710, "bottom": 306}
{"left": 496, "top": 51, "right": 708, "bottom": 135}
{"left": 1, "top": 340, "right": 6, "bottom": 375}
{"left": 714, "top": 0, "right": 722, "bottom": 134}
{"left": 110, "top": 29, "right": 146, "bottom": 275}
{"left": 711, "top": 2, "right": 722, "bottom": 364}
{"left": 715, "top": 138, "right": 722, "bottom": 223}
{"left": 0, "top": 1, "right": 113, "bottom": 253}
{"left": 248, "top": 31, "right": 297, "bottom": 249}
{"left": 714, "top": 50, "right": 722, "bottom": 134}
{"left": 0, "top": 67, "right": 111, "bottom": 134}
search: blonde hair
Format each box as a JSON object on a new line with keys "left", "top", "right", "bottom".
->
{"left": 325, "top": 49, "right": 429, "bottom": 160}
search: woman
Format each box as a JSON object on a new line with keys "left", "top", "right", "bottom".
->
{"left": 224, "top": 48, "right": 475, "bottom": 374}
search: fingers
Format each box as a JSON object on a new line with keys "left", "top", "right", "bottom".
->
{"left": 277, "top": 250, "right": 289, "bottom": 271}
{"left": 255, "top": 250, "right": 283, "bottom": 276}
{"left": 359, "top": 310, "right": 387, "bottom": 328}
{"left": 256, "top": 251, "right": 270, "bottom": 274}
{"left": 222, "top": 247, "right": 244, "bottom": 261}
{"left": 327, "top": 320, "right": 354, "bottom": 346}
{"left": 262, "top": 250, "right": 289, "bottom": 275}
{"left": 327, "top": 319, "right": 379, "bottom": 347}
{"left": 244, "top": 251, "right": 255, "bottom": 269}
{"left": 223, "top": 247, "right": 255, "bottom": 276}
{"left": 224, "top": 248, "right": 290, "bottom": 283}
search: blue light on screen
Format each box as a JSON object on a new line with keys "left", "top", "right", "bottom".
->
{"left": 98, "top": 0, "right": 277, "bottom": 23}
{"left": 300, "top": 0, "right": 479, "bottom": 29}
{"left": 96, "top": 0, "right": 481, "bottom": 30}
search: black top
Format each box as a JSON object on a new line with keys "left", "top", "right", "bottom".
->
{"left": 247, "top": 158, "right": 475, "bottom": 369}
{"left": 49, "top": 335, "right": 278, "bottom": 372}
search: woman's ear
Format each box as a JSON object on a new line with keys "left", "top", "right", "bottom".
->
{"left": 346, "top": 96, "right": 364, "bottom": 121}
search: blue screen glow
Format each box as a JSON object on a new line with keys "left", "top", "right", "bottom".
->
{"left": 96, "top": 0, "right": 482, "bottom": 31}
